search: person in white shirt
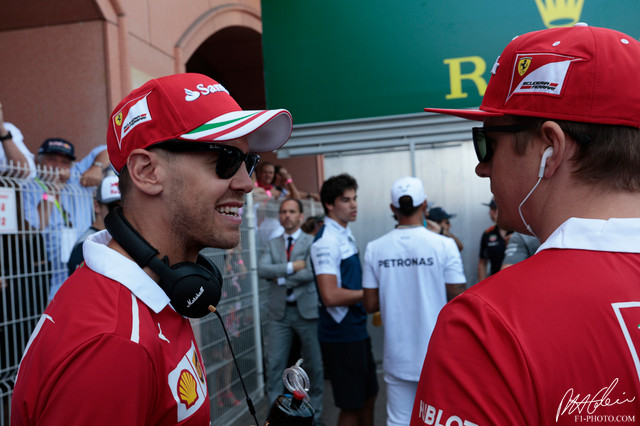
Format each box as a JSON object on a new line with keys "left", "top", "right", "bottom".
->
{"left": 362, "top": 176, "right": 466, "bottom": 426}
{"left": 0, "top": 101, "right": 36, "bottom": 177}
{"left": 311, "top": 173, "right": 379, "bottom": 426}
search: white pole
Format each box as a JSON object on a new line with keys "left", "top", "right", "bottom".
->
{"left": 409, "top": 137, "right": 416, "bottom": 177}
{"left": 244, "top": 191, "right": 264, "bottom": 394}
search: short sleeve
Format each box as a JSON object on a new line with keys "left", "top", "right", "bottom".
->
{"left": 410, "top": 291, "right": 538, "bottom": 425}
{"left": 478, "top": 231, "right": 489, "bottom": 259}
{"left": 361, "top": 242, "right": 379, "bottom": 289}
{"left": 0, "top": 122, "right": 36, "bottom": 177}
{"left": 310, "top": 236, "right": 339, "bottom": 276}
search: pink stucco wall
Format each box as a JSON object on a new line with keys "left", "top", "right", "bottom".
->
{"left": 0, "top": 0, "right": 321, "bottom": 192}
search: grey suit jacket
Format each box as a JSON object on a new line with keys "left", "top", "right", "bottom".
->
{"left": 258, "top": 231, "right": 319, "bottom": 320}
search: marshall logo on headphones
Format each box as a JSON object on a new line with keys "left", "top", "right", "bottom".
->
{"left": 186, "top": 286, "right": 205, "bottom": 308}
{"left": 506, "top": 53, "right": 585, "bottom": 102}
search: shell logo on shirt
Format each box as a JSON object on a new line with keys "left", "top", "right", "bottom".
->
{"left": 168, "top": 342, "right": 208, "bottom": 421}
{"left": 178, "top": 370, "right": 198, "bottom": 408}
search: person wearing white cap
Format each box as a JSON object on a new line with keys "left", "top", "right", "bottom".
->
{"left": 411, "top": 25, "right": 640, "bottom": 425}
{"left": 67, "top": 175, "right": 122, "bottom": 274}
{"left": 362, "top": 176, "right": 466, "bottom": 426}
{"left": 12, "top": 73, "right": 293, "bottom": 425}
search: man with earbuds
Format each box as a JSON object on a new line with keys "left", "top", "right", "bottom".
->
{"left": 411, "top": 25, "right": 640, "bottom": 425}
{"left": 12, "top": 73, "right": 292, "bottom": 425}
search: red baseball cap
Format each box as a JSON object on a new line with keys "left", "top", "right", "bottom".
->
{"left": 107, "top": 73, "right": 293, "bottom": 172}
{"left": 424, "top": 24, "right": 640, "bottom": 128}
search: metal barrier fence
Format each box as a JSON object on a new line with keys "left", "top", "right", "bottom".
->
{"left": 0, "top": 165, "right": 322, "bottom": 425}
{"left": 198, "top": 192, "right": 322, "bottom": 425}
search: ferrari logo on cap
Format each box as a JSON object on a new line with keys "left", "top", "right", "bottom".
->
{"left": 517, "top": 57, "right": 532, "bottom": 76}
{"left": 114, "top": 112, "right": 123, "bottom": 127}
{"left": 506, "top": 53, "right": 585, "bottom": 101}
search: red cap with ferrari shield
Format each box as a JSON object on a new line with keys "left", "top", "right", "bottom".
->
{"left": 107, "top": 73, "right": 293, "bottom": 173}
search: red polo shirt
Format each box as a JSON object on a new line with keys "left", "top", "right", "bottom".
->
{"left": 411, "top": 218, "right": 640, "bottom": 425}
{"left": 11, "top": 231, "right": 211, "bottom": 425}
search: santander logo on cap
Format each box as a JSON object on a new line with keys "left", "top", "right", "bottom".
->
{"left": 183, "top": 83, "right": 230, "bottom": 102}
{"left": 506, "top": 53, "right": 585, "bottom": 101}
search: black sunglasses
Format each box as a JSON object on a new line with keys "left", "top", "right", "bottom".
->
{"left": 472, "top": 125, "right": 530, "bottom": 163}
{"left": 152, "top": 140, "right": 260, "bottom": 179}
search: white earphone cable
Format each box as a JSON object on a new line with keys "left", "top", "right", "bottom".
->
{"left": 518, "top": 176, "right": 542, "bottom": 238}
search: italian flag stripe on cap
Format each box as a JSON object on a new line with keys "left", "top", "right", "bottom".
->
{"left": 181, "top": 111, "right": 268, "bottom": 141}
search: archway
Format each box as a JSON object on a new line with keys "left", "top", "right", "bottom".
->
{"left": 186, "top": 26, "right": 265, "bottom": 110}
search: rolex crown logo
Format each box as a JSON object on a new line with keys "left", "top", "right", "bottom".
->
{"left": 534, "top": 0, "right": 585, "bottom": 28}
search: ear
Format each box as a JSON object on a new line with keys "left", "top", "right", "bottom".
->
{"left": 324, "top": 202, "right": 334, "bottom": 214}
{"left": 538, "top": 121, "right": 568, "bottom": 178}
{"left": 126, "top": 149, "right": 164, "bottom": 196}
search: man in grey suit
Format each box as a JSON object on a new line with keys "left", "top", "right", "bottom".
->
{"left": 258, "top": 198, "right": 324, "bottom": 423}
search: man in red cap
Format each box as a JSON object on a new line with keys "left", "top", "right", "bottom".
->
{"left": 411, "top": 25, "right": 640, "bottom": 425}
{"left": 12, "top": 73, "right": 292, "bottom": 425}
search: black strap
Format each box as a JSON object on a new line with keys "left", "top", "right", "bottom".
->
{"left": 104, "top": 207, "right": 159, "bottom": 269}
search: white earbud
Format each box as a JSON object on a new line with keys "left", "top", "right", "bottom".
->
{"left": 538, "top": 147, "right": 554, "bottom": 178}
{"left": 520, "top": 146, "right": 554, "bottom": 237}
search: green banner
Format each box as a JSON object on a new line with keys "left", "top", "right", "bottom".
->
{"left": 261, "top": 0, "right": 640, "bottom": 124}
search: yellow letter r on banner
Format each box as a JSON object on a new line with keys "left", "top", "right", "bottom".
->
{"left": 444, "top": 56, "right": 488, "bottom": 100}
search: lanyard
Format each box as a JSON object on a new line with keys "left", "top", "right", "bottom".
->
{"left": 35, "top": 177, "right": 70, "bottom": 226}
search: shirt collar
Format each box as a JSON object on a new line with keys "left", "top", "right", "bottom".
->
{"left": 83, "top": 230, "right": 171, "bottom": 313}
{"left": 324, "top": 216, "right": 355, "bottom": 242}
{"left": 325, "top": 216, "right": 350, "bottom": 233}
{"left": 538, "top": 217, "right": 640, "bottom": 254}
{"left": 285, "top": 228, "right": 302, "bottom": 241}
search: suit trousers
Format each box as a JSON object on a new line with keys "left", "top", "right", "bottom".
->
{"left": 266, "top": 304, "right": 324, "bottom": 422}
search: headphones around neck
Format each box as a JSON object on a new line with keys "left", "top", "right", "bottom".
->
{"left": 104, "top": 207, "right": 223, "bottom": 318}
